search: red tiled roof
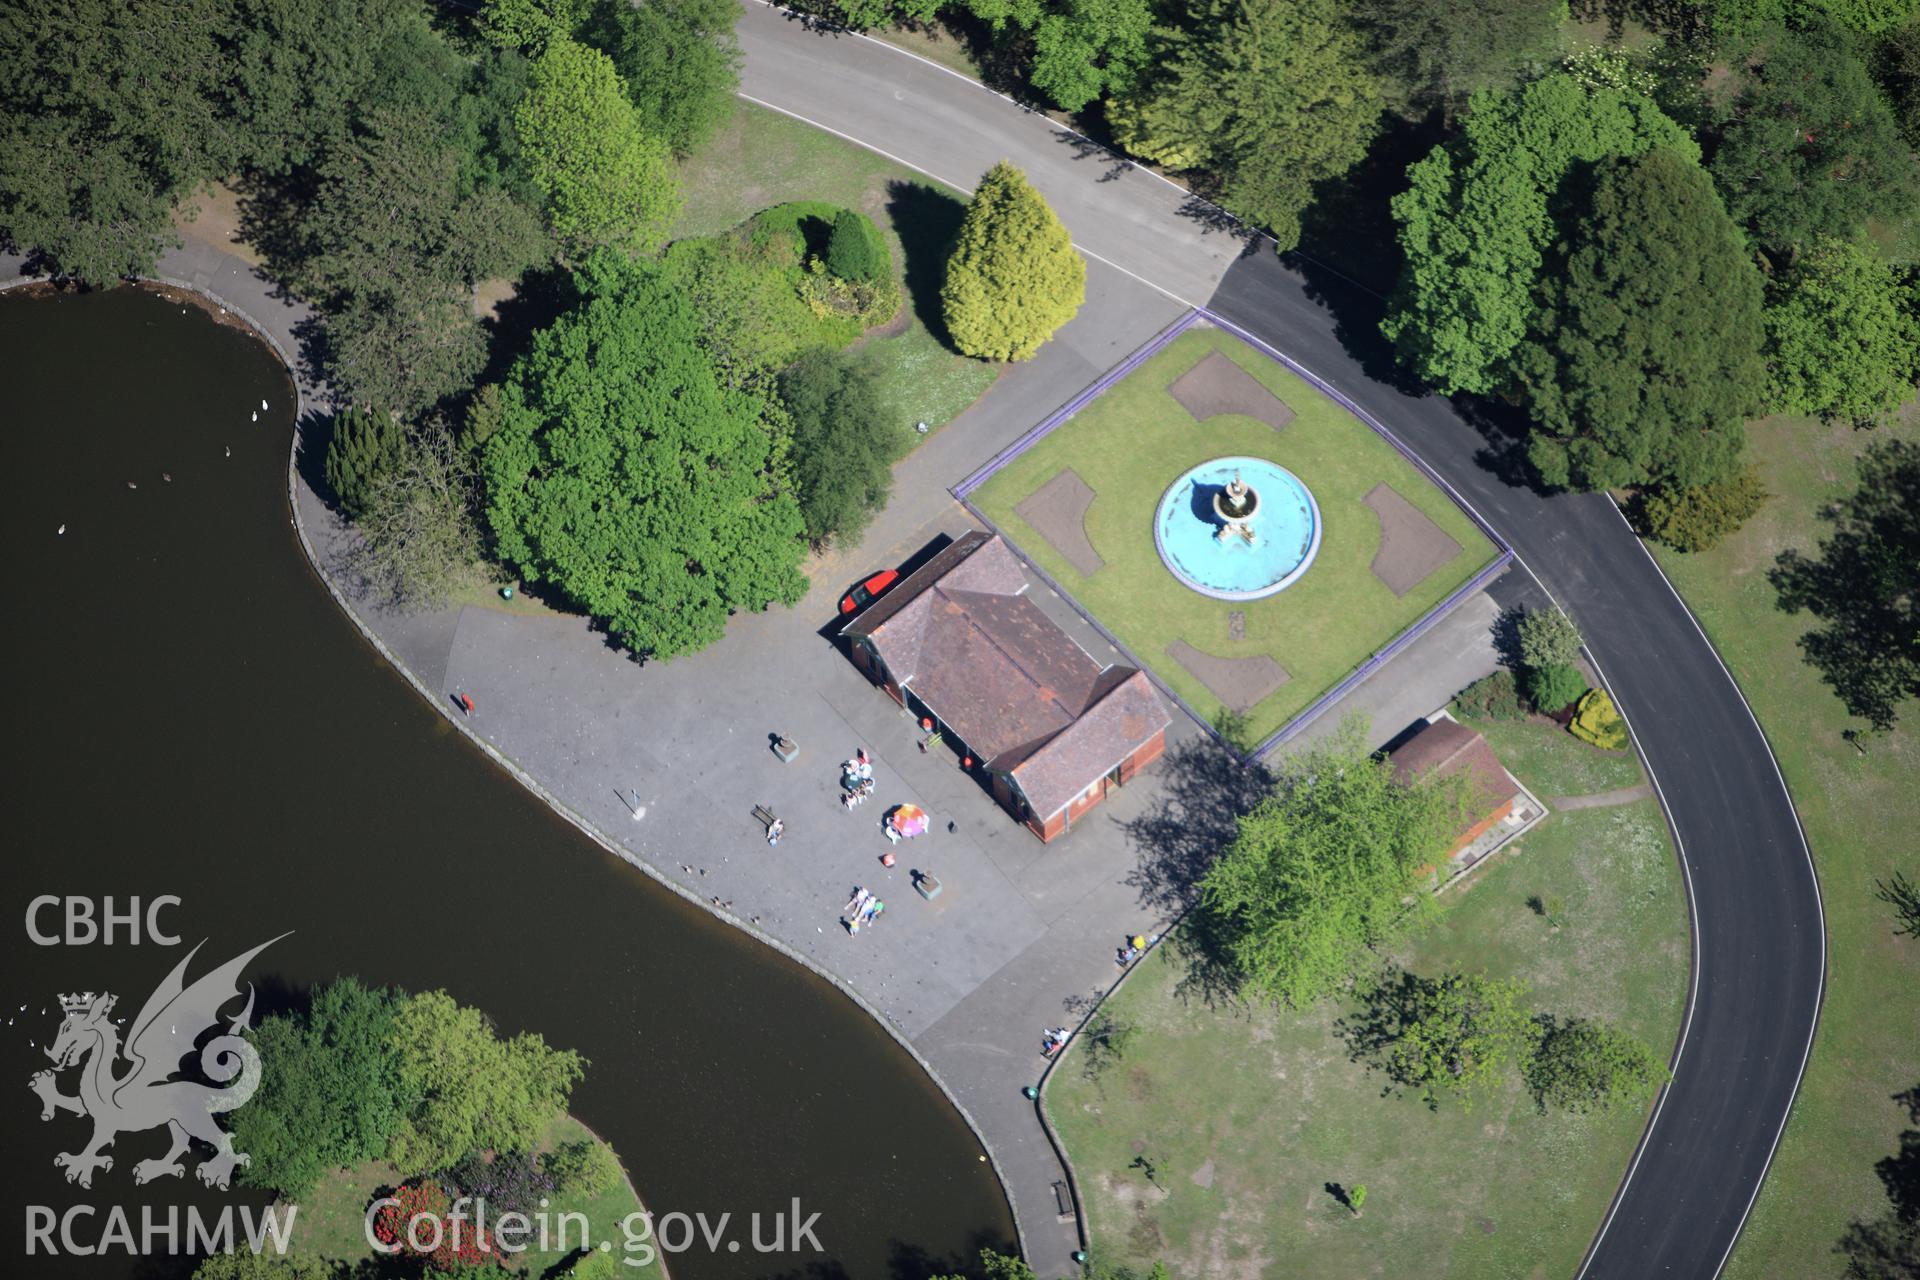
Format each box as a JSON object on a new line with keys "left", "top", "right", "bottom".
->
{"left": 1389, "top": 718, "right": 1519, "bottom": 824}
{"left": 850, "top": 533, "right": 1170, "bottom": 819}
{"left": 1008, "top": 669, "right": 1167, "bottom": 820}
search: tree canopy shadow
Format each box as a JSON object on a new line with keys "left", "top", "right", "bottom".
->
{"left": 884, "top": 1227, "right": 1017, "bottom": 1280}
{"left": 1120, "top": 731, "right": 1272, "bottom": 1003}
{"left": 884, "top": 179, "right": 969, "bottom": 346}
{"left": 477, "top": 260, "right": 580, "bottom": 390}
{"left": 1836, "top": 1080, "right": 1920, "bottom": 1275}
{"left": 1331, "top": 964, "right": 1427, "bottom": 1102}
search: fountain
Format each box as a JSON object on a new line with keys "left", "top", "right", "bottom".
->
{"left": 1153, "top": 455, "right": 1321, "bottom": 601}
{"left": 1213, "top": 470, "right": 1260, "bottom": 545}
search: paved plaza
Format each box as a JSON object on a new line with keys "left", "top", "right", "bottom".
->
{"left": 5, "top": 230, "right": 1505, "bottom": 1272}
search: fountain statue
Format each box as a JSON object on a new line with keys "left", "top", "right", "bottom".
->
{"left": 1212, "top": 471, "right": 1260, "bottom": 546}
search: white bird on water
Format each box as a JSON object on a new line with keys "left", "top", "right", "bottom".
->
{"left": 251, "top": 411, "right": 258, "bottom": 423}
{"left": 225, "top": 446, "right": 231, "bottom": 457}
{"left": 260, "top": 399, "right": 269, "bottom": 410}
{"left": 57, "top": 525, "right": 65, "bottom": 535}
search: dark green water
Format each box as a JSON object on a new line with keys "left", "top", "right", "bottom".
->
{"left": 0, "top": 285, "right": 1014, "bottom": 1279}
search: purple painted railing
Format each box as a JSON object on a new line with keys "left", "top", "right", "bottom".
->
{"left": 952, "top": 309, "right": 1516, "bottom": 764}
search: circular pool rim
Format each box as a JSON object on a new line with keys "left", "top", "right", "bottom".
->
{"left": 1152, "top": 454, "right": 1323, "bottom": 602}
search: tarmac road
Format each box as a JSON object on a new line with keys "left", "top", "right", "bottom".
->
{"left": 1208, "top": 255, "right": 1825, "bottom": 1279}
{"left": 735, "top": 9, "right": 1829, "bottom": 1276}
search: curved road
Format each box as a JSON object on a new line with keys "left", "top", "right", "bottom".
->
{"left": 739, "top": 8, "right": 1827, "bottom": 1277}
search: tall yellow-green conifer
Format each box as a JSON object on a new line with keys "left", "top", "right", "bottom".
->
{"left": 941, "top": 162, "right": 1085, "bottom": 361}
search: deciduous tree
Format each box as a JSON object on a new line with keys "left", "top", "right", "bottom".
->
{"left": 779, "top": 349, "right": 897, "bottom": 544}
{"left": 1109, "top": 0, "right": 1381, "bottom": 250}
{"left": 515, "top": 38, "right": 681, "bottom": 254}
{"left": 296, "top": 107, "right": 547, "bottom": 415}
{"left": 349, "top": 422, "right": 486, "bottom": 610}
{"left": 1770, "top": 437, "right": 1920, "bottom": 731}
{"left": 1766, "top": 236, "right": 1920, "bottom": 426}
{"left": 585, "top": 0, "right": 744, "bottom": 154}
{"left": 484, "top": 251, "right": 807, "bottom": 659}
{"left": 233, "top": 980, "right": 415, "bottom": 1199}
{"left": 389, "top": 990, "right": 584, "bottom": 1175}
{"left": 0, "top": 0, "right": 242, "bottom": 284}
{"left": 942, "top": 161, "right": 1085, "bottom": 360}
{"left": 1381, "top": 66, "right": 1697, "bottom": 395}
{"left": 1386, "top": 972, "right": 1533, "bottom": 1109}
{"left": 1524, "top": 1015, "right": 1669, "bottom": 1112}
{"left": 1028, "top": 0, "right": 1154, "bottom": 112}
{"left": 1197, "top": 722, "right": 1459, "bottom": 1008}
{"left": 1355, "top": 0, "right": 1566, "bottom": 117}
{"left": 1711, "top": 23, "right": 1916, "bottom": 256}
{"left": 1516, "top": 147, "right": 1766, "bottom": 491}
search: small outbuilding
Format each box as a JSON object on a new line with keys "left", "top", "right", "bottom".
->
{"left": 844, "top": 531, "right": 1171, "bottom": 842}
{"left": 1389, "top": 714, "right": 1544, "bottom": 885}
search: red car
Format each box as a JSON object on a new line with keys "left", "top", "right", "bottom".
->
{"left": 839, "top": 568, "right": 900, "bottom": 615}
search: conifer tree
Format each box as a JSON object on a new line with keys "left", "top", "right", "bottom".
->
{"left": 940, "top": 162, "right": 1085, "bottom": 361}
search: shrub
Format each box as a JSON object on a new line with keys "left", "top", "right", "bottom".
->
{"left": 542, "top": 1138, "right": 623, "bottom": 1197}
{"left": 443, "top": 1149, "right": 555, "bottom": 1220}
{"left": 1454, "top": 671, "right": 1526, "bottom": 722}
{"left": 798, "top": 259, "right": 901, "bottom": 329}
{"left": 1524, "top": 1015, "right": 1668, "bottom": 1113}
{"left": 370, "top": 1178, "right": 498, "bottom": 1269}
{"left": 562, "top": 1252, "right": 622, "bottom": 1279}
{"left": 324, "top": 407, "right": 408, "bottom": 520}
{"left": 1569, "top": 688, "right": 1629, "bottom": 750}
{"left": 825, "top": 207, "right": 889, "bottom": 283}
{"left": 1633, "top": 466, "right": 1769, "bottom": 553}
{"left": 1526, "top": 662, "right": 1587, "bottom": 713}
{"left": 1516, "top": 606, "right": 1583, "bottom": 670}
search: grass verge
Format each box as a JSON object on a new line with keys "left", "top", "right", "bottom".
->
{"left": 1452, "top": 711, "right": 1644, "bottom": 799}
{"left": 1050, "top": 784, "right": 1687, "bottom": 1279}
{"left": 1650, "top": 408, "right": 1920, "bottom": 1279}
{"left": 676, "top": 99, "right": 996, "bottom": 438}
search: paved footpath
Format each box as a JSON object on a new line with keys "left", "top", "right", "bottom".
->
{"left": 3, "top": 210, "right": 1501, "bottom": 1273}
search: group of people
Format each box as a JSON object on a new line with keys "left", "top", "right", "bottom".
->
{"left": 842, "top": 886, "right": 886, "bottom": 934}
{"left": 1041, "top": 1026, "right": 1070, "bottom": 1057}
{"left": 841, "top": 750, "right": 876, "bottom": 809}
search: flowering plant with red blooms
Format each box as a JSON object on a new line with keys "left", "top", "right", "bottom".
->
{"left": 372, "top": 1179, "right": 501, "bottom": 1271}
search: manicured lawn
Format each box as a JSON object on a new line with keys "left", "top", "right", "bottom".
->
{"left": 971, "top": 326, "right": 1497, "bottom": 741}
{"left": 290, "top": 1113, "right": 662, "bottom": 1276}
{"left": 1650, "top": 409, "right": 1920, "bottom": 1279}
{"left": 1050, "top": 792, "right": 1688, "bottom": 1279}
{"left": 676, "top": 100, "right": 996, "bottom": 438}
{"left": 1453, "top": 711, "right": 1645, "bottom": 799}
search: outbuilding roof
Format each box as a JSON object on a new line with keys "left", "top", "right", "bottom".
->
{"left": 1389, "top": 717, "right": 1520, "bottom": 823}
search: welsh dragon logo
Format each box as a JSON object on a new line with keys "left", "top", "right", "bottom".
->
{"left": 29, "top": 935, "right": 285, "bottom": 1190}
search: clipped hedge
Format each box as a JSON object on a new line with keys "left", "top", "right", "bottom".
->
{"left": 1569, "top": 688, "right": 1629, "bottom": 750}
{"left": 1454, "top": 670, "right": 1527, "bottom": 721}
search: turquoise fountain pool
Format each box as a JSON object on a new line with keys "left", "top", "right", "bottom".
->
{"left": 1153, "top": 456, "right": 1321, "bottom": 600}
